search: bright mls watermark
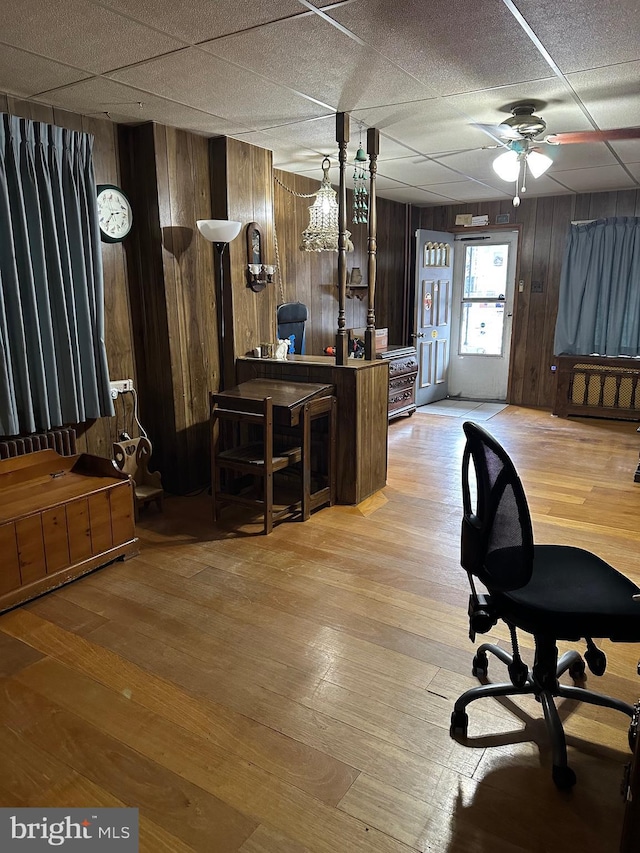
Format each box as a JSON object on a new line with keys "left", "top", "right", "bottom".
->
{"left": 0, "top": 809, "right": 138, "bottom": 851}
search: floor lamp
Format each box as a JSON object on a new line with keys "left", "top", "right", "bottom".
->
{"left": 197, "top": 219, "right": 241, "bottom": 389}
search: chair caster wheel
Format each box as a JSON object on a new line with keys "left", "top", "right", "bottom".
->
{"left": 552, "top": 764, "right": 576, "bottom": 790}
{"left": 450, "top": 710, "right": 469, "bottom": 738}
{"left": 472, "top": 652, "right": 488, "bottom": 678}
{"left": 568, "top": 659, "right": 586, "bottom": 682}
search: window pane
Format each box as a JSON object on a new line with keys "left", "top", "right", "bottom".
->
{"left": 463, "top": 244, "right": 509, "bottom": 299}
{"left": 459, "top": 301, "right": 505, "bottom": 355}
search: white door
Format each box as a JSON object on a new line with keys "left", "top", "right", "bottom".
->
{"left": 413, "top": 229, "right": 454, "bottom": 407}
{"left": 448, "top": 231, "right": 519, "bottom": 401}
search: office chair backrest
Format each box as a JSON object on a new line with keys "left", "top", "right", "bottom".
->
{"left": 461, "top": 421, "right": 534, "bottom": 592}
{"left": 277, "top": 302, "right": 307, "bottom": 354}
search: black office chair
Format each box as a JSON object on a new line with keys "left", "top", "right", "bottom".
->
{"left": 451, "top": 421, "right": 640, "bottom": 789}
{"left": 277, "top": 302, "right": 307, "bottom": 355}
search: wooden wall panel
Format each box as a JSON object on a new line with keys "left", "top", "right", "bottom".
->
{"left": 119, "top": 123, "right": 219, "bottom": 495}
{"left": 210, "top": 138, "right": 276, "bottom": 387}
{"left": 412, "top": 189, "right": 640, "bottom": 409}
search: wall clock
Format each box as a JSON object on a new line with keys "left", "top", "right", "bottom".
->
{"left": 96, "top": 184, "right": 133, "bottom": 243}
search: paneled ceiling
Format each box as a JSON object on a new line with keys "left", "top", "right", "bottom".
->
{"left": 2, "top": 0, "right": 640, "bottom": 205}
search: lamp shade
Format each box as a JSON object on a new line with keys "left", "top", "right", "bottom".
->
{"left": 526, "top": 150, "right": 553, "bottom": 178}
{"left": 492, "top": 149, "right": 520, "bottom": 182}
{"left": 196, "top": 219, "right": 241, "bottom": 243}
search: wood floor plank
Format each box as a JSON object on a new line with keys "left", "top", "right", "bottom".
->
{"left": 0, "top": 677, "right": 258, "bottom": 852}
{"left": 1, "top": 407, "right": 639, "bottom": 852}
{"left": 0, "top": 611, "right": 359, "bottom": 806}
{"left": 36, "top": 773, "right": 198, "bottom": 853}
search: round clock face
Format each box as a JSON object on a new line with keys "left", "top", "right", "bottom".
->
{"left": 97, "top": 184, "right": 133, "bottom": 243}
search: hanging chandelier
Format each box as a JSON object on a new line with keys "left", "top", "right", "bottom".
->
{"left": 300, "top": 157, "right": 354, "bottom": 252}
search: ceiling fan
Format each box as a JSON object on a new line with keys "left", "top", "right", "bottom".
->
{"left": 480, "top": 103, "right": 640, "bottom": 206}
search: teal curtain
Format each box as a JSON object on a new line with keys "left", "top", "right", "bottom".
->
{"left": 0, "top": 113, "right": 113, "bottom": 435}
{"left": 554, "top": 216, "right": 640, "bottom": 357}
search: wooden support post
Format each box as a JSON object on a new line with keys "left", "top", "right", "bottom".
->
{"left": 335, "top": 112, "right": 350, "bottom": 366}
{"left": 365, "top": 127, "right": 379, "bottom": 361}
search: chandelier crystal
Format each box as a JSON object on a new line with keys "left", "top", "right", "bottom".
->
{"left": 300, "top": 157, "right": 354, "bottom": 252}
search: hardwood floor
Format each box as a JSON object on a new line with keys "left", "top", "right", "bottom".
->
{"left": 2, "top": 406, "right": 640, "bottom": 852}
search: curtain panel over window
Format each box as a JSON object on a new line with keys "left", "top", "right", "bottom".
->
{"left": 0, "top": 113, "right": 113, "bottom": 436}
{"left": 554, "top": 216, "right": 640, "bottom": 357}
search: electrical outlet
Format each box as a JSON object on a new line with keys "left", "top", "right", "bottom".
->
{"left": 110, "top": 379, "right": 134, "bottom": 399}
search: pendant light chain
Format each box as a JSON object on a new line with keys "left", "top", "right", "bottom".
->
{"left": 273, "top": 222, "right": 285, "bottom": 304}
{"left": 273, "top": 173, "right": 317, "bottom": 199}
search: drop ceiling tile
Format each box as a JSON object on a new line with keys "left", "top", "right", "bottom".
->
{"left": 377, "top": 186, "right": 457, "bottom": 205}
{"left": 327, "top": 0, "right": 552, "bottom": 95}
{"left": 512, "top": 0, "right": 640, "bottom": 73}
{"left": 567, "top": 62, "right": 640, "bottom": 130}
{"left": 420, "top": 180, "right": 512, "bottom": 202}
{"left": 246, "top": 114, "right": 339, "bottom": 152}
{"left": 0, "top": 0, "right": 184, "bottom": 74}
{"left": 542, "top": 142, "right": 617, "bottom": 171}
{"left": 0, "top": 45, "right": 90, "bottom": 98}
{"left": 109, "top": 48, "right": 324, "bottom": 128}
{"left": 378, "top": 155, "right": 462, "bottom": 185}
{"left": 200, "top": 13, "right": 433, "bottom": 111}
{"left": 351, "top": 99, "right": 490, "bottom": 154}
{"left": 515, "top": 174, "right": 574, "bottom": 196}
{"left": 548, "top": 165, "right": 638, "bottom": 192}
{"left": 42, "top": 77, "right": 242, "bottom": 135}
{"left": 625, "top": 163, "right": 640, "bottom": 182}
{"left": 429, "top": 148, "right": 509, "bottom": 183}
{"left": 98, "top": 0, "right": 318, "bottom": 44}
{"left": 610, "top": 139, "right": 640, "bottom": 164}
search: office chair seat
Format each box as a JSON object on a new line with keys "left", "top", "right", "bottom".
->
{"left": 452, "top": 421, "right": 640, "bottom": 790}
{"left": 494, "top": 544, "right": 640, "bottom": 641}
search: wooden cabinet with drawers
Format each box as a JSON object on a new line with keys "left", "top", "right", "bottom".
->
{"left": 377, "top": 345, "right": 419, "bottom": 420}
{"left": 0, "top": 449, "right": 138, "bottom": 612}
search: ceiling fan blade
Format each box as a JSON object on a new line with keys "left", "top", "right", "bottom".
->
{"left": 546, "top": 127, "right": 640, "bottom": 145}
{"left": 474, "top": 123, "right": 523, "bottom": 142}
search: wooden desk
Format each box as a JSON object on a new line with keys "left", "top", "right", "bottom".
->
{"left": 215, "top": 379, "right": 333, "bottom": 424}
{"left": 211, "top": 379, "right": 336, "bottom": 532}
{"left": 236, "top": 356, "right": 389, "bottom": 505}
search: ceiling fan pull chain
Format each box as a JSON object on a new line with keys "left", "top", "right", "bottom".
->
{"left": 521, "top": 157, "right": 528, "bottom": 194}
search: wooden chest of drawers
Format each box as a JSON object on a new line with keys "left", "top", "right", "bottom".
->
{"left": 377, "top": 346, "right": 419, "bottom": 420}
{"left": 0, "top": 449, "right": 138, "bottom": 612}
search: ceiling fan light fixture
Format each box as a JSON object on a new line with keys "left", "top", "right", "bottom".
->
{"left": 492, "top": 149, "right": 520, "bottom": 182}
{"left": 526, "top": 149, "right": 553, "bottom": 178}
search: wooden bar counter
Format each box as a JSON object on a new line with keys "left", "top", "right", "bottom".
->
{"left": 236, "top": 355, "right": 389, "bottom": 505}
